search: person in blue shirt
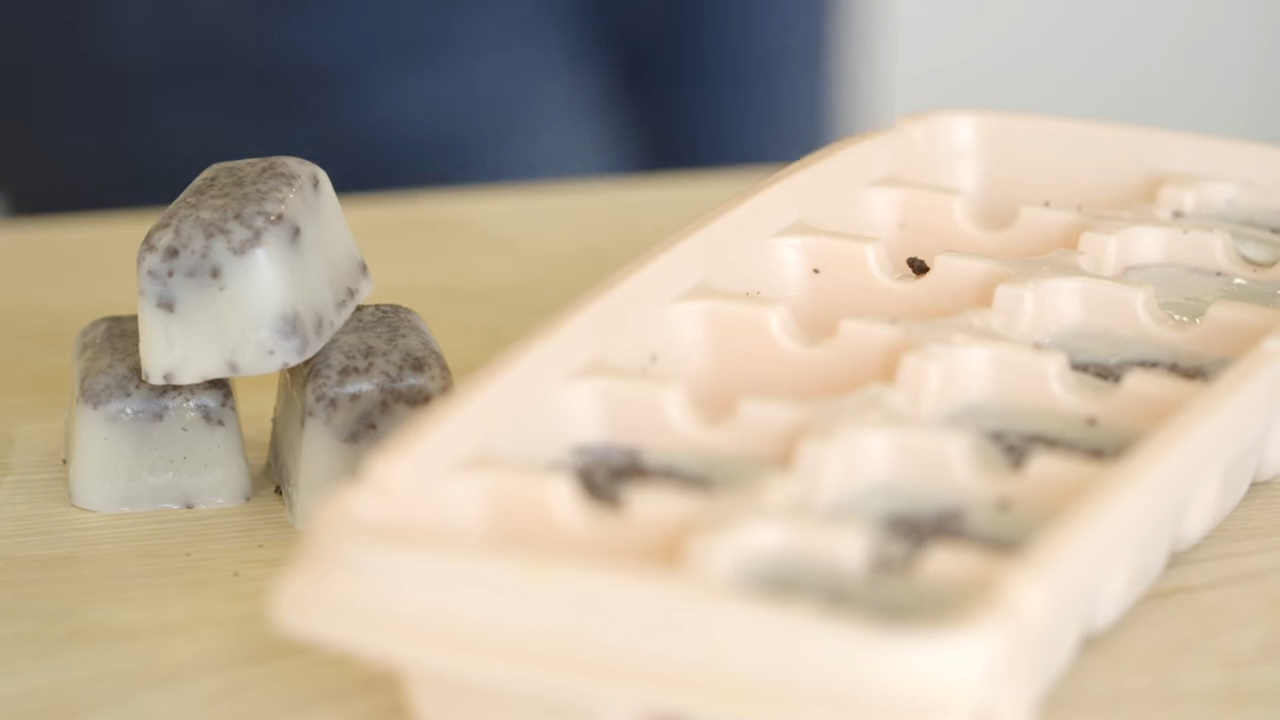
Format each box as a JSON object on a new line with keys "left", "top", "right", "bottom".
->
{"left": 0, "top": 1, "right": 827, "bottom": 214}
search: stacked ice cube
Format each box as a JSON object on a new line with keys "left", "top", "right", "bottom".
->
{"left": 66, "top": 157, "right": 452, "bottom": 523}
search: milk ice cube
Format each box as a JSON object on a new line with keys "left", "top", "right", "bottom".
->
{"left": 136, "top": 156, "right": 373, "bottom": 385}
{"left": 66, "top": 316, "right": 252, "bottom": 513}
{"left": 267, "top": 305, "right": 453, "bottom": 526}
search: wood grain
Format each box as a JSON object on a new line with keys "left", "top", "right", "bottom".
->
{"left": 1, "top": 166, "right": 1278, "bottom": 720}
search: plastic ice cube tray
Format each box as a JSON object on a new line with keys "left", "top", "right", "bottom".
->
{"left": 268, "top": 111, "right": 1280, "bottom": 720}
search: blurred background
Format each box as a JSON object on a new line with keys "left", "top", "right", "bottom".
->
{"left": 2, "top": 0, "right": 1279, "bottom": 216}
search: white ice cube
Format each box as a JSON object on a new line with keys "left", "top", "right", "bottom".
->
{"left": 136, "top": 156, "right": 372, "bottom": 385}
{"left": 66, "top": 316, "right": 252, "bottom": 513}
{"left": 268, "top": 305, "right": 453, "bottom": 526}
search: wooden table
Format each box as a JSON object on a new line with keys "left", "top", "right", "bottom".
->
{"left": 2, "top": 167, "right": 1278, "bottom": 720}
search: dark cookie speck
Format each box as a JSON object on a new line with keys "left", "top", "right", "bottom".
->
{"left": 874, "top": 507, "right": 1019, "bottom": 572}
{"left": 906, "top": 256, "right": 931, "bottom": 276}
{"left": 1069, "top": 358, "right": 1217, "bottom": 384}
{"left": 569, "top": 443, "right": 715, "bottom": 508}
{"left": 984, "top": 428, "right": 1124, "bottom": 468}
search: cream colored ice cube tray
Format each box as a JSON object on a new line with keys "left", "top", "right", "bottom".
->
{"left": 269, "top": 112, "right": 1280, "bottom": 720}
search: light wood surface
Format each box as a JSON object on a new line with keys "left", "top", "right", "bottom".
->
{"left": 1, "top": 167, "right": 1278, "bottom": 720}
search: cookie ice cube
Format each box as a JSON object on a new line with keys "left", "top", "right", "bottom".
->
{"left": 268, "top": 305, "right": 453, "bottom": 526}
{"left": 66, "top": 316, "right": 252, "bottom": 513}
{"left": 136, "top": 156, "right": 373, "bottom": 385}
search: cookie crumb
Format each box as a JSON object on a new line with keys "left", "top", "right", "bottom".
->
{"left": 905, "top": 256, "right": 931, "bottom": 276}
{"left": 1070, "top": 358, "right": 1214, "bottom": 384}
{"left": 570, "top": 444, "right": 713, "bottom": 508}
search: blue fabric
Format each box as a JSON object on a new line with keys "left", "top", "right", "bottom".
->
{"left": 1, "top": 1, "right": 828, "bottom": 213}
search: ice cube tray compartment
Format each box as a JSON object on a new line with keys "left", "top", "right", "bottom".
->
{"left": 1153, "top": 177, "right": 1280, "bottom": 223}
{"left": 1076, "top": 223, "right": 1280, "bottom": 278}
{"left": 821, "top": 181, "right": 1092, "bottom": 261}
{"left": 271, "top": 112, "right": 1280, "bottom": 720}
{"left": 989, "top": 274, "right": 1275, "bottom": 349}
{"left": 663, "top": 291, "right": 909, "bottom": 409}
{"left": 892, "top": 340, "right": 1192, "bottom": 426}
{"left": 987, "top": 275, "right": 1274, "bottom": 388}
{"left": 786, "top": 421, "right": 1088, "bottom": 515}
{"left": 557, "top": 373, "right": 812, "bottom": 461}
{"left": 723, "top": 226, "right": 1015, "bottom": 340}
{"left": 391, "top": 459, "right": 746, "bottom": 565}
{"left": 681, "top": 511, "right": 1007, "bottom": 623}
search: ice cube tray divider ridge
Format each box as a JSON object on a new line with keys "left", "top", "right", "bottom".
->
{"left": 269, "top": 111, "right": 1280, "bottom": 720}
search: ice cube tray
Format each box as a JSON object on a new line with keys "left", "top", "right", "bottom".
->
{"left": 268, "top": 111, "right": 1280, "bottom": 720}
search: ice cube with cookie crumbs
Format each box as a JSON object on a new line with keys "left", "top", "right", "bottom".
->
{"left": 136, "top": 156, "right": 372, "bottom": 385}
{"left": 66, "top": 316, "right": 252, "bottom": 513}
{"left": 267, "top": 304, "right": 453, "bottom": 527}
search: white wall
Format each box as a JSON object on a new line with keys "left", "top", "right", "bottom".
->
{"left": 830, "top": 0, "right": 1280, "bottom": 145}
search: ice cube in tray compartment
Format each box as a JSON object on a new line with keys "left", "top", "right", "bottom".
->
{"left": 270, "top": 112, "right": 1280, "bottom": 720}
{"left": 988, "top": 274, "right": 1274, "bottom": 381}
{"left": 894, "top": 340, "right": 1193, "bottom": 432}
{"left": 883, "top": 341, "right": 1170, "bottom": 475}
{"left": 787, "top": 420, "right": 1086, "bottom": 516}
{"left": 781, "top": 423, "right": 1079, "bottom": 554}
{"left": 1146, "top": 177, "right": 1280, "bottom": 266}
{"left": 683, "top": 513, "right": 1003, "bottom": 621}
{"left": 1075, "top": 222, "right": 1280, "bottom": 322}
{"left": 1122, "top": 265, "right": 1280, "bottom": 323}
{"left": 390, "top": 450, "right": 772, "bottom": 565}
{"left": 1041, "top": 331, "right": 1230, "bottom": 384}
{"left": 948, "top": 405, "right": 1135, "bottom": 470}
{"left": 1077, "top": 223, "right": 1270, "bottom": 278}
